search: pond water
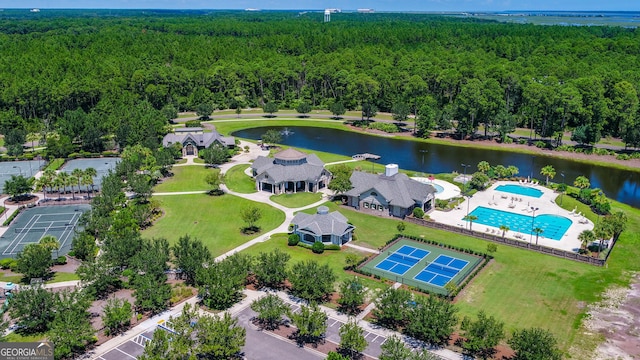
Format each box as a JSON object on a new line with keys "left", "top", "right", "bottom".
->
{"left": 233, "top": 126, "right": 640, "bottom": 209}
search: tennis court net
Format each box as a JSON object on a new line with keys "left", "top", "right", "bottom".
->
{"left": 426, "top": 262, "right": 460, "bottom": 276}
{"left": 15, "top": 225, "right": 75, "bottom": 233}
{"left": 389, "top": 252, "right": 424, "bottom": 264}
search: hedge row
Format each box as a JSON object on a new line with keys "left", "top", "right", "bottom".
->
{"left": 2, "top": 206, "right": 24, "bottom": 226}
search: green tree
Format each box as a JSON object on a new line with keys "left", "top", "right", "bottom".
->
{"left": 337, "top": 277, "right": 366, "bottom": 315}
{"left": 71, "top": 168, "right": 85, "bottom": 200}
{"left": 508, "top": 328, "right": 562, "bottom": 360}
{"left": 296, "top": 101, "right": 312, "bottom": 116}
{"left": 76, "top": 258, "right": 121, "bottom": 299}
{"left": 492, "top": 108, "right": 516, "bottom": 142}
{"left": 71, "top": 231, "right": 98, "bottom": 261}
{"left": 8, "top": 285, "right": 56, "bottom": 334}
{"left": 288, "top": 260, "right": 336, "bottom": 302}
{"left": 132, "top": 272, "right": 171, "bottom": 314}
{"left": 49, "top": 289, "right": 95, "bottom": 359}
{"left": 540, "top": 165, "right": 556, "bottom": 186}
{"left": 196, "top": 103, "right": 214, "bottom": 119}
{"left": 201, "top": 144, "right": 230, "bottom": 166}
{"left": 373, "top": 287, "right": 412, "bottom": 329}
{"left": 3, "top": 175, "right": 33, "bottom": 201}
{"left": 470, "top": 172, "right": 490, "bottom": 191}
{"left": 499, "top": 225, "right": 510, "bottom": 239}
{"left": 205, "top": 170, "right": 225, "bottom": 195}
{"left": 102, "top": 297, "right": 133, "bottom": 336}
{"left": 578, "top": 230, "right": 596, "bottom": 252}
{"left": 250, "top": 294, "right": 290, "bottom": 330}
{"left": 254, "top": 249, "right": 290, "bottom": 289}
{"left": 603, "top": 211, "right": 628, "bottom": 240}
{"left": 235, "top": 107, "right": 242, "bottom": 118}
{"left": 330, "top": 102, "right": 346, "bottom": 118}
{"left": 533, "top": 227, "right": 544, "bottom": 245}
{"left": 5, "top": 128, "right": 26, "bottom": 156}
{"left": 327, "top": 352, "right": 350, "bottom": 360}
{"left": 573, "top": 176, "right": 590, "bottom": 190}
{"left": 460, "top": 311, "right": 505, "bottom": 359}
{"left": 463, "top": 214, "right": 478, "bottom": 231}
{"left": 338, "top": 319, "right": 368, "bottom": 359}
{"left": 261, "top": 129, "right": 282, "bottom": 147}
{"left": 16, "top": 243, "right": 52, "bottom": 280}
{"left": 392, "top": 102, "right": 411, "bottom": 123}
{"left": 263, "top": 102, "right": 279, "bottom": 116}
{"left": 290, "top": 303, "right": 327, "bottom": 346}
{"left": 46, "top": 134, "right": 75, "bottom": 158}
{"left": 240, "top": 206, "right": 263, "bottom": 232}
{"left": 405, "top": 295, "right": 458, "bottom": 346}
{"left": 380, "top": 335, "right": 411, "bottom": 360}
{"left": 477, "top": 161, "right": 491, "bottom": 174}
{"left": 196, "top": 257, "right": 246, "bottom": 310}
{"left": 39, "top": 235, "right": 60, "bottom": 258}
{"left": 171, "top": 235, "right": 212, "bottom": 286}
{"left": 361, "top": 102, "right": 377, "bottom": 121}
{"left": 196, "top": 312, "right": 246, "bottom": 359}
{"left": 396, "top": 221, "right": 406, "bottom": 233}
{"left": 328, "top": 163, "right": 353, "bottom": 194}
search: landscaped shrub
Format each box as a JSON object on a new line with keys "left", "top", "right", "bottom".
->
{"left": 534, "top": 141, "right": 547, "bottom": 149}
{"left": 55, "top": 256, "right": 67, "bottom": 265}
{"left": 412, "top": 207, "right": 425, "bottom": 219}
{"left": 324, "top": 244, "right": 341, "bottom": 251}
{"left": 185, "top": 120, "right": 201, "bottom": 127}
{"left": 368, "top": 122, "right": 399, "bottom": 133}
{"left": 2, "top": 206, "right": 24, "bottom": 226}
{"left": 0, "top": 258, "right": 17, "bottom": 270}
{"left": 616, "top": 153, "right": 630, "bottom": 160}
{"left": 312, "top": 241, "right": 325, "bottom": 254}
{"left": 288, "top": 234, "right": 300, "bottom": 246}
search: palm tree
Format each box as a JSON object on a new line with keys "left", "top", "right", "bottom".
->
{"left": 463, "top": 215, "right": 478, "bottom": 231}
{"left": 35, "top": 169, "right": 55, "bottom": 201}
{"left": 499, "top": 224, "right": 510, "bottom": 238}
{"left": 71, "top": 168, "right": 84, "bottom": 200}
{"left": 81, "top": 173, "right": 94, "bottom": 199}
{"left": 533, "top": 227, "right": 544, "bottom": 245}
{"left": 477, "top": 161, "right": 491, "bottom": 174}
{"left": 578, "top": 230, "right": 596, "bottom": 253}
{"left": 573, "top": 176, "right": 590, "bottom": 190}
{"left": 84, "top": 167, "right": 97, "bottom": 196}
{"left": 540, "top": 165, "right": 556, "bottom": 186}
{"left": 40, "top": 235, "right": 60, "bottom": 258}
{"left": 52, "top": 173, "right": 65, "bottom": 200}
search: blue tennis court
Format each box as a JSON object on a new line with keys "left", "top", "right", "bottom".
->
{"left": 414, "top": 255, "right": 469, "bottom": 287}
{"left": 375, "top": 245, "right": 430, "bottom": 275}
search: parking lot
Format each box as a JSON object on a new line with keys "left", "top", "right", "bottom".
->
{"left": 94, "top": 330, "right": 154, "bottom": 360}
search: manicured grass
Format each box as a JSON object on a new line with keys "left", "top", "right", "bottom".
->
{"left": 154, "top": 166, "right": 216, "bottom": 193}
{"left": 225, "top": 164, "right": 257, "bottom": 193}
{"left": 297, "top": 200, "right": 640, "bottom": 351}
{"left": 46, "top": 271, "right": 80, "bottom": 283}
{"left": 45, "top": 158, "right": 65, "bottom": 171}
{"left": 177, "top": 112, "right": 196, "bottom": 118}
{"left": 240, "top": 233, "right": 389, "bottom": 292}
{"left": 0, "top": 272, "right": 22, "bottom": 283}
{"left": 270, "top": 192, "right": 323, "bottom": 208}
{"left": 142, "top": 194, "right": 285, "bottom": 257}
{"left": 5, "top": 332, "right": 46, "bottom": 342}
{"left": 193, "top": 157, "right": 205, "bottom": 164}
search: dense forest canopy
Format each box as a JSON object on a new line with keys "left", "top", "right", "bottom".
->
{"left": 1, "top": 10, "right": 640, "bottom": 149}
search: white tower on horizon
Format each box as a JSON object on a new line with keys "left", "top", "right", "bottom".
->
{"left": 324, "top": 9, "right": 331, "bottom": 23}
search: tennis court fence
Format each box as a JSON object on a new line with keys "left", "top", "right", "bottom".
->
{"left": 15, "top": 225, "right": 75, "bottom": 233}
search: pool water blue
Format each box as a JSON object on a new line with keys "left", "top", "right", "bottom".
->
{"left": 467, "top": 206, "right": 572, "bottom": 240}
{"left": 495, "top": 184, "right": 543, "bottom": 198}
{"left": 375, "top": 245, "right": 430, "bottom": 275}
{"left": 414, "top": 255, "right": 469, "bottom": 287}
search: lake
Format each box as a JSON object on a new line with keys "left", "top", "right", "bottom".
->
{"left": 234, "top": 126, "right": 640, "bottom": 209}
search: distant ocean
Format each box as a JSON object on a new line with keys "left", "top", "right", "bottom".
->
{"left": 466, "top": 11, "right": 640, "bottom": 27}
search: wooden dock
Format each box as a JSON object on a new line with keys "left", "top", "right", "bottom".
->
{"left": 352, "top": 153, "right": 381, "bottom": 160}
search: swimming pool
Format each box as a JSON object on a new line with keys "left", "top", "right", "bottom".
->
{"left": 467, "top": 206, "right": 572, "bottom": 240}
{"left": 495, "top": 184, "right": 543, "bottom": 198}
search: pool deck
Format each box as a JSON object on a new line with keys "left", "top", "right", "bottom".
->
{"left": 429, "top": 181, "right": 594, "bottom": 252}
{"left": 411, "top": 177, "right": 461, "bottom": 200}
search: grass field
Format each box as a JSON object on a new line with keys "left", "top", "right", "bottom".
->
{"left": 296, "top": 199, "right": 640, "bottom": 352}
{"left": 154, "top": 166, "right": 215, "bottom": 192}
{"left": 142, "top": 194, "right": 285, "bottom": 256}
{"left": 225, "top": 164, "right": 257, "bottom": 193}
{"left": 270, "top": 192, "right": 323, "bottom": 208}
{"left": 240, "top": 233, "right": 389, "bottom": 293}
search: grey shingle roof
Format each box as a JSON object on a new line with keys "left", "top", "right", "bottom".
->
{"left": 162, "top": 130, "right": 234, "bottom": 148}
{"left": 291, "top": 209, "right": 354, "bottom": 236}
{"left": 345, "top": 171, "right": 436, "bottom": 208}
{"left": 251, "top": 153, "right": 329, "bottom": 183}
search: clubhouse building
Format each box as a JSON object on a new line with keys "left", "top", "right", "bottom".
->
{"left": 291, "top": 206, "right": 355, "bottom": 245}
{"left": 162, "top": 127, "right": 235, "bottom": 157}
{"left": 251, "top": 148, "right": 332, "bottom": 194}
{"left": 344, "top": 164, "right": 436, "bottom": 218}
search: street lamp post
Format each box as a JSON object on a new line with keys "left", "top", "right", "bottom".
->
{"left": 530, "top": 206, "right": 539, "bottom": 245}
{"left": 560, "top": 172, "right": 565, "bottom": 206}
{"left": 461, "top": 163, "right": 471, "bottom": 195}
{"left": 12, "top": 165, "right": 22, "bottom": 176}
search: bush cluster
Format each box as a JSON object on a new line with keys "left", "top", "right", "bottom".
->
{"left": 367, "top": 122, "right": 399, "bottom": 133}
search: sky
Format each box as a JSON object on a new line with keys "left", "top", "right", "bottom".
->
{"left": 3, "top": 0, "right": 637, "bottom": 11}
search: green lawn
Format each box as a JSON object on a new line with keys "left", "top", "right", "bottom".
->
{"left": 154, "top": 166, "right": 216, "bottom": 193}
{"left": 142, "top": 194, "right": 285, "bottom": 256}
{"left": 225, "top": 164, "right": 257, "bottom": 193}
{"left": 5, "top": 332, "right": 46, "bottom": 342}
{"left": 46, "top": 272, "right": 80, "bottom": 283}
{"left": 270, "top": 192, "right": 323, "bottom": 208}
{"left": 240, "top": 233, "right": 389, "bottom": 292}
{"left": 295, "top": 200, "right": 640, "bottom": 352}
{"left": 193, "top": 157, "right": 205, "bottom": 164}
{"left": 0, "top": 272, "right": 22, "bottom": 283}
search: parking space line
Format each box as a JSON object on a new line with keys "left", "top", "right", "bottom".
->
{"left": 114, "top": 347, "right": 137, "bottom": 359}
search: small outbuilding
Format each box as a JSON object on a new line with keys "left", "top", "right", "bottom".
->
{"left": 290, "top": 206, "right": 355, "bottom": 246}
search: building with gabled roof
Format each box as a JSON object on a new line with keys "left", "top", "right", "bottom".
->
{"left": 251, "top": 148, "right": 332, "bottom": 194}
{"left": 344, "top": 164, "right": 436, "bottom": 218}
{"left": 162, "top": 127, "right": 235, "bottom": 157}
{"left": 291, "top": 206, "right": 355, "bottom": 245}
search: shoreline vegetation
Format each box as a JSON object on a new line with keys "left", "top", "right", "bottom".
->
{"left": 207, "top": 116, "right": 640, "bottom": 173}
